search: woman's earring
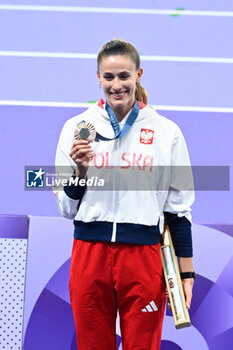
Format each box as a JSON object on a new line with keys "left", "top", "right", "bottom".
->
{"left": 99, "top": 83, "right": 102, "bottom": 88}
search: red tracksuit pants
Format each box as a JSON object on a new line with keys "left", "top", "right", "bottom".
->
{"left": 69, "top": 239, "right": 166, "bottom": 350}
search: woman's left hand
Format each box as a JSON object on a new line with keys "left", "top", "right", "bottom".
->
{"left": 178, "top": 257, "right": 194, "bottom": 309}
{"left": 181, "top": 278, "right": 194, "bottom": 310}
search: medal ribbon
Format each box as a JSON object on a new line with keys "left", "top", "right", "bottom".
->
{"left": 96, "top": 100, "right": 139, "bottom": 141}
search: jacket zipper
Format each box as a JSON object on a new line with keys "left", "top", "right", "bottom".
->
{"left": 110, "top": 138, "right": 119, "bottom": 242}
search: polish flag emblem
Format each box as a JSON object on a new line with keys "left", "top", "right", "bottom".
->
{"left": 140, "top": 129, "right": 154, "bottom": 144}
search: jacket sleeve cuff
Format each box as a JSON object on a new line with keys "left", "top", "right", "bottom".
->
{"left": 63, "top": 173, "right": 87, "bottom": 200}
{"left": 164, "top": 212, "right": 193, "bottom": 257}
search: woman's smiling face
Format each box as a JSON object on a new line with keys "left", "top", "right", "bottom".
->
{"left": 97, "top": 55, "right": 142, "bottom": 120}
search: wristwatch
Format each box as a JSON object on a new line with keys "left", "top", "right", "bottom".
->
{"left": 180, "top": 271, "right": 196, "bottom": 280}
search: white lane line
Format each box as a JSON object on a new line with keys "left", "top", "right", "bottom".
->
{"left": 0, "top": 51, "right": 97, "bottom": 59}
{"left": 0, "top": 100, "right": 233, "bottom": 113}
{"left": 0, "top": 100, "right": 90, "bottom": 108}
{"left": 0, "top": 5, "right": 233, "bottom": 17}
{"left": 155, "top": 105, "right": 233, "bottom": 113}
{"left": 141, "top": 55, "right": 233, "bottom": 63}
{"left": 0, "top": 51, "right": 233, "bottom": 64}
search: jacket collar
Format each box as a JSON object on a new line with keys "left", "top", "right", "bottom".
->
{"left": 97, "top": 99, "right": 146, "bottom": 110}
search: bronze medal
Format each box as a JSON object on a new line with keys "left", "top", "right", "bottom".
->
{"left": 74, "top": 122, "right": 96, "bottom": 142}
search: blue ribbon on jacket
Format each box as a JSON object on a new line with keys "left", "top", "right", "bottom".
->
{"left": 77, "top": 100, "right": 140, "bottom": 142}
{"left": 96, "top": 100, "right": 139, "bottom": 141}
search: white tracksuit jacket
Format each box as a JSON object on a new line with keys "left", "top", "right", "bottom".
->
{"left": 55, "top": 100, "right": 194, "bottom": 257}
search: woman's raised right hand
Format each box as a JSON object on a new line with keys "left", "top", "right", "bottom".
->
{"left": 69, "top": 140, "right": 94, "bottom": 177}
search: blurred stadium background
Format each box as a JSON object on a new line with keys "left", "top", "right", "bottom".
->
{"left": 0, "top": 1, "right": 233, "bottom": 349}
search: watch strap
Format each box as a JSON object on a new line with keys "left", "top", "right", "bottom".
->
{"left": 180, "top": 271, "right": 196, "bottom": 280}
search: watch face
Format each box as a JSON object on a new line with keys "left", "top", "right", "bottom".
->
{"left": 74, "top": 122, "right": 96, "bottom": 142}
